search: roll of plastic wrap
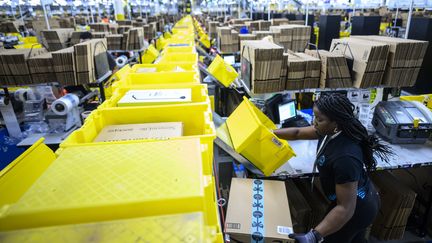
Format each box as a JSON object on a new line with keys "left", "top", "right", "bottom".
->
{"left": 116, "top": 55, "right": 128, "bottom": 67}
{"left": 14, "top": 88, "right": 35, "bottom": 102}
{"left": 81, "top": 110, "right": 92, "bottom": 120}
{"left": 0, "top": 96, "right": 9, "bottom": 106}
{"left": 52, "top": 94, "right": 79, "bottom": 116}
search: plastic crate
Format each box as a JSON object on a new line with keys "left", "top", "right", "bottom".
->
{"left": 226, "top": 97, "right": 296, "bottom": 176}
{"left": 104, "top": 65, "right": 132, "bottom": 99}
{"left": 207, "top": 55, "right": 239, "bottom": 88}
{"left": 99, "top": 83, "right": 210, "bottom": 109}
{"left": 141, "top": 44, "right": 159, "bottom": 64}
{"left": 112, "top": 70, "right": 200, "bottom": 91}
{"left": 0, "top": 139, "right": 217, "bottom": 231}
{"left": 158, "top": 53, "right": 198, "bottom": 64}
{"left": 130, "top": 63, "right": 197, "bottom": 73}
{"left": 0, "top": 212, "right": 222, "bottom": 243}
{"left": 61, "top": 103, "right": 215, "bottom": 170}
{"left": 163, "top": 45, "right": 196, "bottom": 54}
{"left": 0, "top": 138, "right": 55, "bottom": 207}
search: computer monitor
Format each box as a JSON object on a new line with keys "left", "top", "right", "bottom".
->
{"left": 278, "top": 100, "right": 297, "bottom": 123}
{"left": 223, "top": 55, "right": 235, "bottom": 65}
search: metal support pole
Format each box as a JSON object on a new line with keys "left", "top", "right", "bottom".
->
{"left": 267, "top": 0, "right": 270, "bottom": 20}
{"left": 405, "top": 0, "right": 414, "bottom": 39}
{"left": 394, "top": 7, "right": 399, "bottom": 27}
{"left": 41, "top": 0, "right": 51, "bottom": 30}
{"left": 305, "top": 0, "right": 309, "bottom": 26}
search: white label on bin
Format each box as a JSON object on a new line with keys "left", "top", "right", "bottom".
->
{"left": 272, "top": 137, "right": 282, "bottom": 147}
{"left": 277, "top": 226, "right": 293, "bottom": 235}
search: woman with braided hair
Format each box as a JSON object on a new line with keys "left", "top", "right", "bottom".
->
{"left": 274, "top": 93, "right": 392, "bottom": 243}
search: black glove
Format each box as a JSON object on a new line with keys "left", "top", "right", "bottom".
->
{"left": 289, "top": 230, "right": 322, "bottom": 243}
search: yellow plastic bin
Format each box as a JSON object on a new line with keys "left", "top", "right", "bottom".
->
{"left": 103, "top": 65, "right": 132, "bottom": 99}
{"left": 207, "top": 55, "right": 239, "bottom": 88}
{"left": 0, "top": 139, "right": 218, "bottom": 232}
{"left": 226, "top": 97, "right": 296, "bottom": 176}
{"left": 0, "top": 212, "right": 222, "bottom": 243}
{"left": 60, "top": 103, "right": 215, "bottom": 173}
{"left": 0, "top": 138, "right": 56, "bottom": 207}
{"left": 400, "top": 94, "right": 432, "bottom": 110}
{"left": 164, "top": 45, "right": 196, "bottom": 54}
{"left": 99, "top": 83, "right": 210, "bottom": 109}
{"left": 112, "top": 71, "right": 200, "bottom": 90}
{"left": 130, "top": 63, "right": 197, "bottom": 73}
{"left": 158, "top": 53, "right": 198, "bottom": 64}
{"left": 141, "top": 44, "right": 159, "bottom": 64}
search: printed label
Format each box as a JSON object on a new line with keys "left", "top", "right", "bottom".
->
{"left": 277, "top": 226, "right": 293, "bottom": 235}
{"left": 226, "top": 223, "right": 241, "bottom": 229}
{"left": 272, "top": 137, "right": 282, "bottom": 147}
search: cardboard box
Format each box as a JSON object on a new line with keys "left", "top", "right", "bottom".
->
{"left": 94, "top": 122, "right": 183, "bottom": 142}
{"left": 370, "top": 171, "right": 417, "bottom": 240}
{"left": 117, "top": 89, "right": 192, "bottom": 106}
{"left": 225, "top": 178, "right": 294, "bottom": 243}
{"left": 330, "top": 37, "right": 390, "bottom": 88}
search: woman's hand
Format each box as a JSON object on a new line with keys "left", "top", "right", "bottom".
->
{"left": 273, "top": 126, "right": 319, "bottom": 140}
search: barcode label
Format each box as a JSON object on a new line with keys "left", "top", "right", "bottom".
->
{"left": 226, "top": 223, "right": 241, "bottom": 229}
{"left": 277, "top": 226, "right": 293, "bottom": 235}
{"left": 272, "top": 137, "right": 282, "bottom": 147}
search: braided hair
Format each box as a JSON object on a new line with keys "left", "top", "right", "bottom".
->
{"left": 315, "top": 93, "right": 392, "bottom": 172}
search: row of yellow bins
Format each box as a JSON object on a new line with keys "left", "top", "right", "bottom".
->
{"left": 0, "top": 16, "right": 223, "bottom": 242}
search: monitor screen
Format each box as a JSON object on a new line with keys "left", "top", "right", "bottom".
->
{"left": 223, "top": 55, "right": 235, "bottom": 65}
{"left": 278, "top": 101, "right": 297, "bottom": 122}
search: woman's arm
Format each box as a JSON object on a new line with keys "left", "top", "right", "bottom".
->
{"left": 314, "top": 181, "right": 358, "bottom": 237}
{"left": 273, "top": 126, "right": 319, "bottom": 140}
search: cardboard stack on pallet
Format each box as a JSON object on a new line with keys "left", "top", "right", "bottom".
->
{"left": 106, "top": 34, "right": 123, "bottom": 50}
{"left": 370, "top": 171, "right": 417, "bottom": 241}
{"left": 271, "top": 18, "right": 290, "bottom": 26}
{"left": 241, "top": 40, "right": 284, "bottom": 93}
{"left": 285, "top": 180, "right": 312, "bottom": 233}
{"left": 208, "top": 21, "right": 220, "bottom": 40}
{"left": 117, "top": 26, "right": 132, "bottom": 34}
{"left": 351, "top": 35, "right": 428, "bottom": 87}
{"left": 70, "top": 31, "right": 83, "bottom": 46}
{"left": 28, "top": 52, "right": 57, "bottom": 84}
{"left": 59, "top": 17, "right": 76, "bottom": 28}
{"left": 0, "top": 21, "right": 20, "bottom": 33}
{"left": 117, "top": 20, "right": 133, "bottom": 26}
{"left": 143, "top": 25, "right": 156, "bottom": 40}
{"left": 289, "top": 25, "right": 311, "bottom": 52}
{"left": 245, "top": 21, "right": 260, "bottom": 33}
{"left": 252, "top": 30, "right": 274, "bottom": 40}
{"left": 126, "top": 27, "right": 145, "bottom": 50}
{"left": 290, "top": 20, "right": 305, "bottom": 25}
{"left": 89, "top": 23, "right": 110, "bottom": 32}
{"left": 74, "top": 39, "right": 108, "bottom": 84}
{"left": 305, "top": 49, "right": 352, "bottom": 88}
{"left": 92, "top": 32, "right": 110, "bottom": 38}
{"left": 239, "top": 34, "right": 257, "bottom": 49}
{"left": 285, "top": 53, "right": 306, "bottom": 90}
{"left": 296, "top": 52, "right": 321, "bottom": 89}
{"left": 52, "top": 47, "right": 77, "bottom": 86}
{"left": 217, "top": 27, "right": 239, "bottom": 53}
{"left": 42, "top": 28, "right": 74, "bottom": 51}
{"left": 0, "top": 48, "right": 47, "bottom": 85}
{"left": 270, "top": 25, "right": 294, "bottom": 51}
{"left": 258, "top": 20, "right": 271, "bottom": 31}
{"left": 330, "top": 37, "right": 390, "bottom": 88}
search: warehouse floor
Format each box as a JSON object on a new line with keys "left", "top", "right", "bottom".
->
{"left": 370, "top": 231, "right": 432, "bottom": 243}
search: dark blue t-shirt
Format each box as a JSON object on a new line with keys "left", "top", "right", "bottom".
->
{"left": 316, "top": 133, "right": 369, "bottom": 201}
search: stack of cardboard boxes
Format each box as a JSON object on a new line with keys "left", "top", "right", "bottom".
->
{"left": 370, "top": 171, "right": 417, "bottom": 241}
{"left": 0, "top": 48, "right": 48, "bottom": 85}
{"left": 74, "top": 39, "right": 108, "bottom": 84}
{"left": 270, "top": 25, "right": 294, "bottom": 51}
{"left": 352, "top": 35, "right": 428, "bottom": 87}
{"left": 27, "top": 52, "right": 57, "bottom": 84}
{"left": 42, "top": 28, "right": 74, "bottom": 51}
{"left": 217, "top": 27, "right": 239, "bottom": 53}
{"left": 305, "top": 49, "right": 352, "bottom": 88}
{"left": 51, "top": 47, "right": 77, "bottom": 86}
{"left": 241, "top": 40, "right": 284, "bottom": 93}
{"left": 271, "top": 18, "right": 290, "bottom": 26}
{"left": 330, "top": 37, "right": 390, "bottom": 88}
{"left": 290, "top": 25, "right": 311, "bottom": 52}
{"left": 106, "top": 34, "right": 123, "bottom": 50}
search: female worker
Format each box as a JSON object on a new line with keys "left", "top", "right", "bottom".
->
{"left": 274, "top": 93, "right": 392, "bottom": 243}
